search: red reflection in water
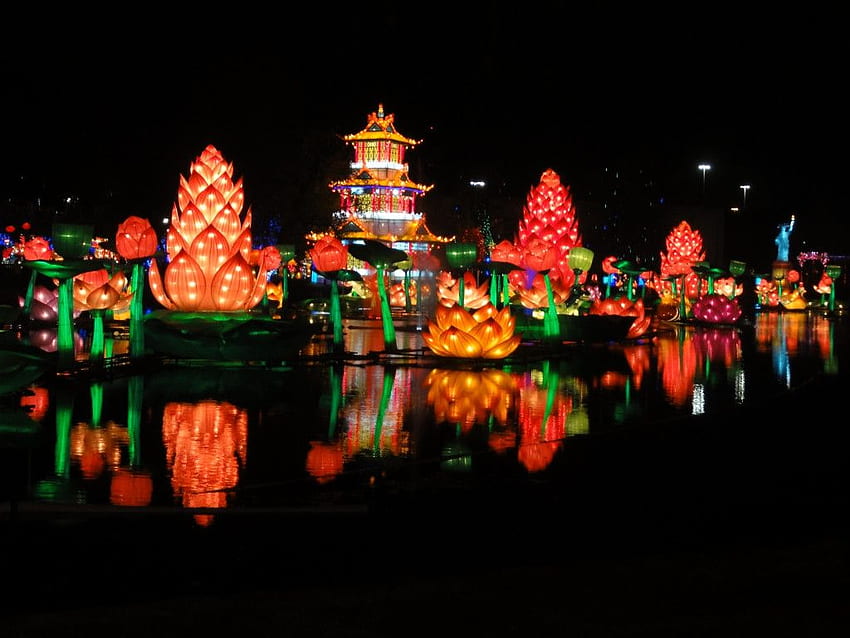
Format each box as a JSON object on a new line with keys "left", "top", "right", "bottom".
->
{"left": 516, "top": 371, "right": 570, "bottom": 472}
{"left": 656, "top": 333, "right": 698, "bottom": 406}
{"left": 162, "top": 400, "right": 248, "bottom": 527}
{"left": 20, "top": 385, "right": 49, "bottom": 421}
{"left": 70, "top": 422, "right": 129, "bottom": 479}
{"left": 110, "top": 469, "right": 153, "bottom": 506}
{"left": 691, "top": 326, "right": 741, "bottom": 368}
{"left": 306, "top": 441, "right": 345, "bottom": 484}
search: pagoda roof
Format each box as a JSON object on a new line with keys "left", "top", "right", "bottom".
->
{"left": 342, "top": 103, "right": 421, "bottom": 146}
{"left": 329, "top": 173, "right": 434, "bottom": 195}
{"left": 334, "top": 214, "right": 453, "bottom": 245}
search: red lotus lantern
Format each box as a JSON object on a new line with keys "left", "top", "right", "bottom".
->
{"left": 116, "top": 216, "right": 158, "bottom": 260}
{"left": 22, "top": 236, "right": 53, "bottom": 261}
{"left": 309, "top": 235, "right": 349, "bottom": 273}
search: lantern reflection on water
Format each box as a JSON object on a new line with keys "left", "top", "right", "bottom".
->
{"left": 162, "top": 400, "right": 248, "bottom": 527}
{"left": 425, "top": 368, "right": 517, "bottom": 432}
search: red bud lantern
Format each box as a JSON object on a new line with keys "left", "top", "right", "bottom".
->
{"left": 116, "top": 216, "right": 158, "bottom": 260}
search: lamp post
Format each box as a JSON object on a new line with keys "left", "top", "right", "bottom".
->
{"left": 698, "top": 163, "right": 711, "bottom": 196}
{"left": 740, "top": 184, "right": 750, "bottom": 207}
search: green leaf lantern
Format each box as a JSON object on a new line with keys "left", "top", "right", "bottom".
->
{"left": 347, "top": 240, "right": 409, "bottom": 351}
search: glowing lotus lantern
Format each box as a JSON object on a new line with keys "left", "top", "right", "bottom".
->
{"left": 691, "top": 293, "right": 742, "bottom": 324}
{"left": 148, "top": 145, "right": 273, "bottom": 312}
{"left": 309, "top": 235, "right": 354, "bottom": 351}
{"left": 515, "top": 168, "right": 582, "bottom": 288}
{"left": 659, "top": 220, "right": 705, "bottom": 319}
{"left": 423, "top": 302, "right": 521, "bottom": 359}
{"left": 73, "top": 268, "right": 133, "bottom": 365}
{"left": 489, "top": 239, "right": 524, "bottom": 307}
{"left": 436, "top": 270, "right": 491, "bottom": 309}
{"left": 519, "top": 236, "right": 562, "bottom": 341}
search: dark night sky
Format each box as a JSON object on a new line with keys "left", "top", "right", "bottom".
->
{"left": 2, "top": 7, "right": 847, "bottom": 263}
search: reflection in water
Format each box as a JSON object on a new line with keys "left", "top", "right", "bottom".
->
{"left": 425, "top": 368, "right": 516, "bottom": 431}
{"left": 11, "top": 311, "right": 844, "bottom": 528}
{"left": 162, "top": 400, "right": 248, "bottom": 527}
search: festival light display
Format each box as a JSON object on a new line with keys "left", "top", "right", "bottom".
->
{"left": 691, "top": 293, "right": 743, "bottom": 324}
{"left": 515, "top": 169, "right": 582, "bottom": 287}
{"left": 116, "top": 216, "right": 158, "bottom": 359}
{"left": 310, "top": 235, "right": 352, "bottom": 351}
{"left": 148, "top": 145, "right": 274, "bottom": 312}
{"left": 588, "top": 297, "right": 652, "bottom": 338}
{"left": 659, "top": 220, "right": 706, "bottom": 319}
{"left": 423, "top": 302, "right": 522, "bottom": 359}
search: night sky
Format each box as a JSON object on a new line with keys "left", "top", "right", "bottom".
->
{"left": 2, "top": 7, "right": 846, "bottom": 266}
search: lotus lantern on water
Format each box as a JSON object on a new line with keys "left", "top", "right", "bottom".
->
{"left": 148, "top": 145, "right": 273, "bottom": 312}
{"left": 424, "top": 302, "right": 522, "bottom": 359}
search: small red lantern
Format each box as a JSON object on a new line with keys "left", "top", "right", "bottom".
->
{"left": 116, "top": 216, "right": 158, "bottom": 260}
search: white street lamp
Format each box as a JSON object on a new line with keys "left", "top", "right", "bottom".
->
{"left": 698, "top": 163, "right": 711, "bottom": 195}
{"left": 740, "top": 184, "right": 750, "bottom": 206}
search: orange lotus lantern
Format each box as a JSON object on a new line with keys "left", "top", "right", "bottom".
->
{"left": 424, "top": 302, "right": 522, "bottom": 359}
{"left": 148, "top": 145, "right": 273, "bottom": 312}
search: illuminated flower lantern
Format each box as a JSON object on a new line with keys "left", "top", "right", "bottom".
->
{"left": 116, "top": 215, "right": 158, "bottom": 359}
{"left": 23, "top": 224, "right": 100, "bottom": 370}
{"left": 148, "top": 145, "right": 273, "bottom": 312}
{"left": 309, "top": 234, "right": 353, "bottom": 352}
{"left": 691, "top": 293, "right": 743, "bottom": 324}
{"left": 73, "top": 268, "right": 132, "bottom": 366}
{"left": 19, "top": 284, "right": 61, "bottom": 322}
{"left": 755, "top": 277, "right": 780, "bottom": 308}
{"left": 514, "top": 168, "right": 582, "bottom": 289}
{"left": 424, "top": 302, "right": 521, "bottom": 359}
{"left": 518, "top": 236, "right": 562, "bottom": 342}
{"left": 714, "top": 276, "right": 743, "bottom": 300}
{"left": 19, "top": 236, "right": 53, "bottom": 317}
{"left": 489, "top": 239, "right": 524, "bottom": 307}
{"left": 436, "top": 270, "right": 491, "bottom": 309}
{"left": 588, "top": 297, "right": 652, "bottom": 338}
{"left": 659, "top": 220, "right": 706, "bottom": 320}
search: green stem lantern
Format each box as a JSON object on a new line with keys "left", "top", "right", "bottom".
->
{"left": 825, "top": 264, "right": 842, "bottom": 312}
{"left": 543, "top": 272, "right": 561, "bottom": 342}
{"left": 446, "top": 242, "right": 477, "bottom": 309}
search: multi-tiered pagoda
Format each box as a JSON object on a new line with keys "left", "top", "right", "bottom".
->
{"left": 329, "top": 104, "right": 452, "bottom": 258}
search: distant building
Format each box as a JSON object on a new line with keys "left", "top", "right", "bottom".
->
{"left": 325, "top": 104, "right": 453, "bottom": 265}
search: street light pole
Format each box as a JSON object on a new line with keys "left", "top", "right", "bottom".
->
{"left": 698, "top": 163, "right": 711, "bottom": 197}
{"left": 740, "top": 184, "right": 750, "bottom": 207}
